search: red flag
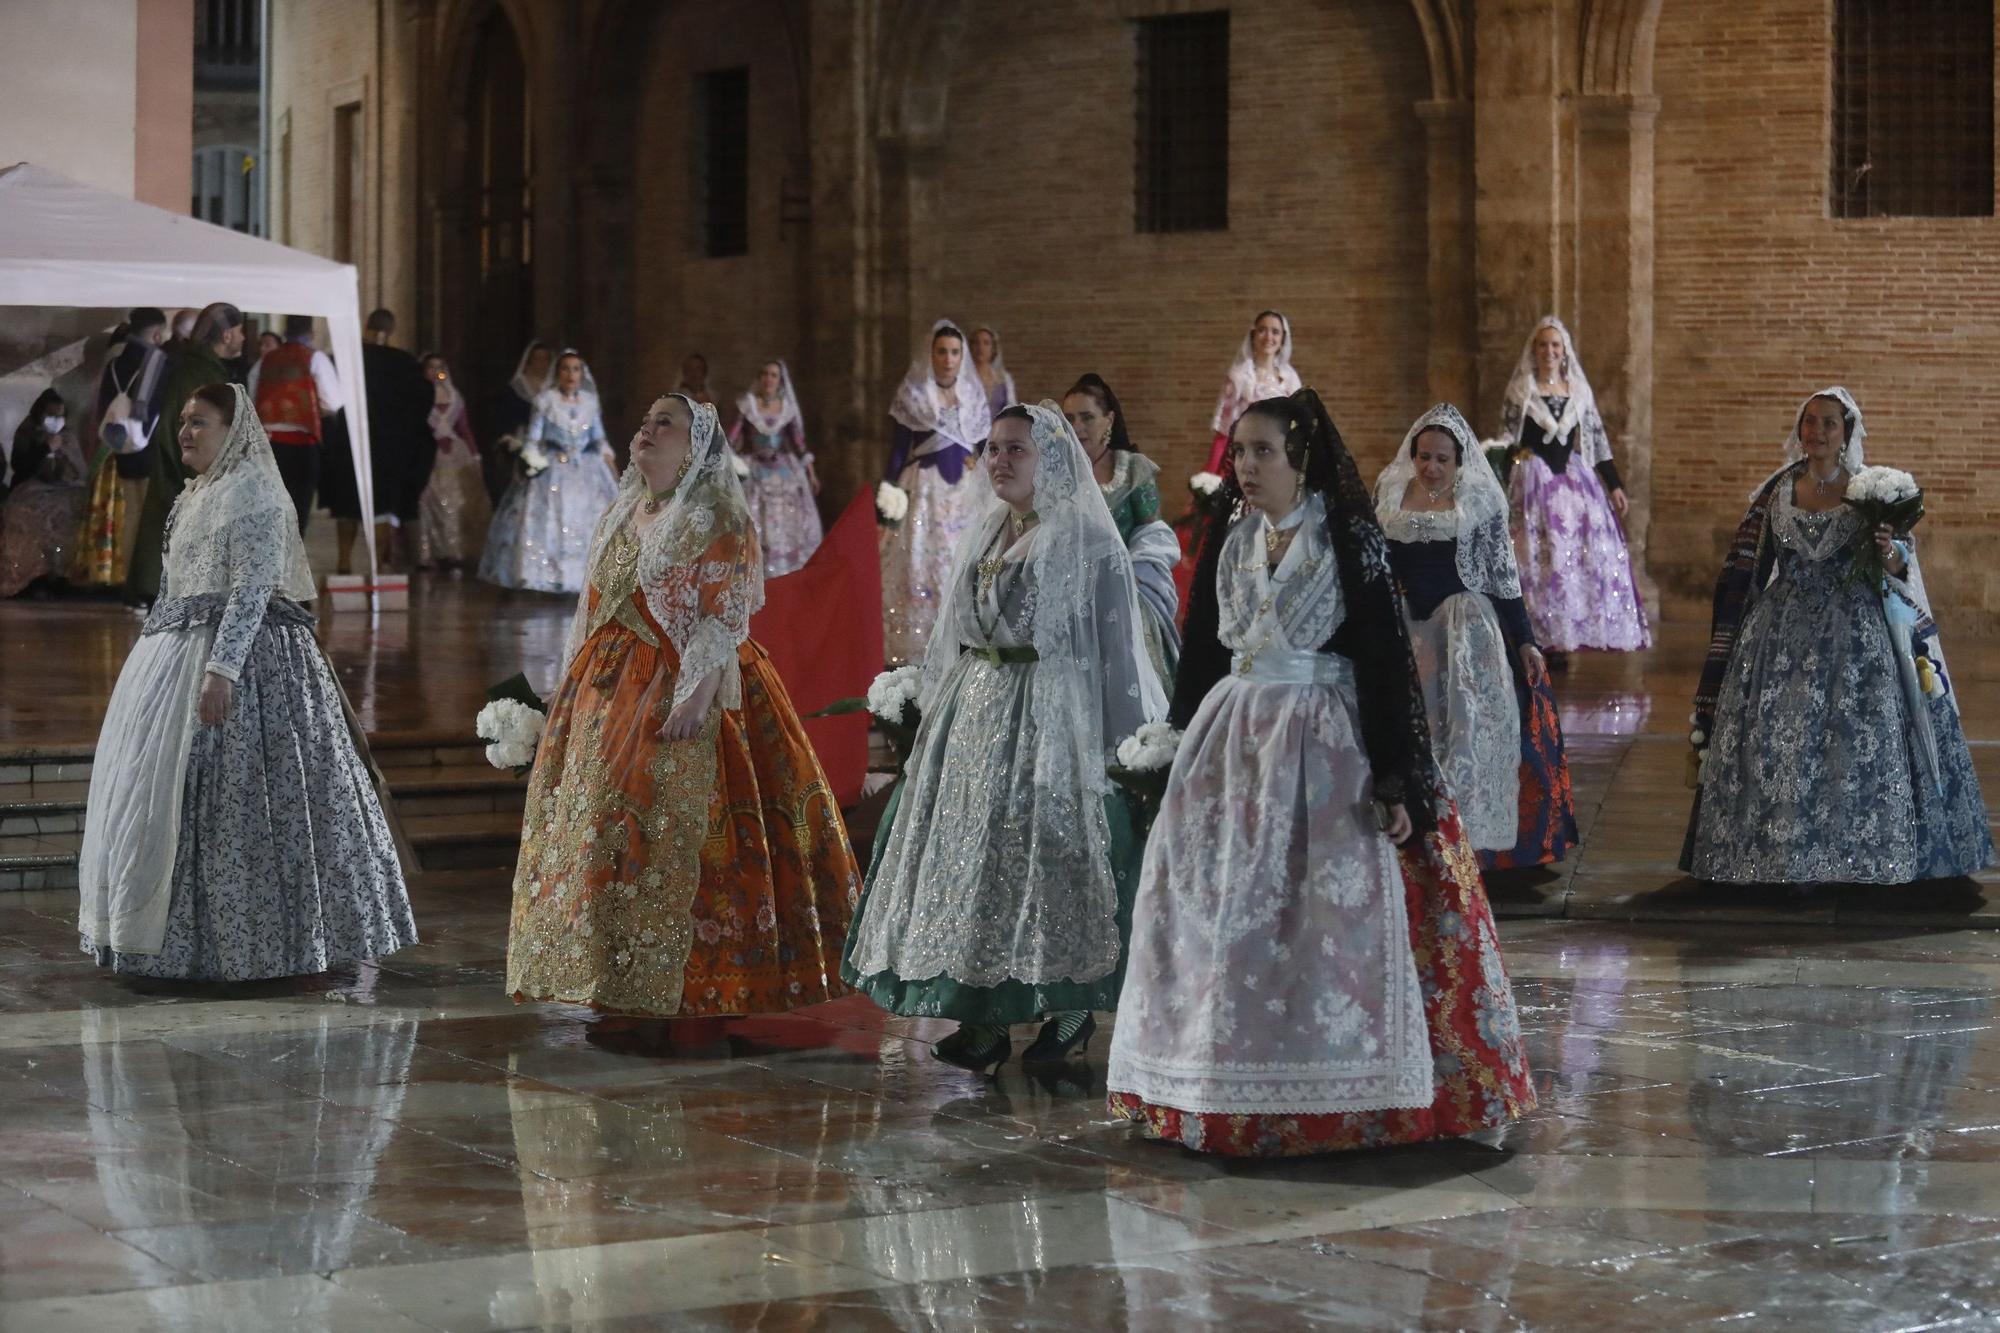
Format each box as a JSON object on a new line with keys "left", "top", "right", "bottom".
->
{"left": 750, "top": 490, "right": 881, "bottom": 805}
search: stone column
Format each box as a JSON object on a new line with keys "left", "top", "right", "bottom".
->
{"left": 1573, "top": 93, "right": 1661, "bottom": 618}
{"left": 1417, "top": 99, "right": 1477, "bottom": 412}
{"left": 1472, "top": 0, "right": 1564, "bottom": 428}
{"left": 804, "top": 0, "right": 883, "bottom": 506}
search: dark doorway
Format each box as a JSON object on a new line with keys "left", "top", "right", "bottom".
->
{"left": 461, "top": 10, "right": 534, "bottom": 427}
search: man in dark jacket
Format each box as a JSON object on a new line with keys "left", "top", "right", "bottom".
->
{"left": 126, "top": 302, "right": 244, "bottom": 604}
{"left": 358, "top": 308, "right": 437, "bottom": 572}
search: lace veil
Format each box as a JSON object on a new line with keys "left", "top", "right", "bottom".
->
{"left": 973, "top": 325, "right": 1016, "bottom": 402}
{"left": 507, "top": 340, "right": 549, "bottom": 403}
{"left": 1774, "top": 384, "right": 1868, "bottom": 483}
{"left": 561, "top": 394, "right": 763, "bottom": 710}
{"left": 916, "top": 400, "right": 1166, "bottom": 800}
{"left": 1374, "top": 403, "right": 1521, "bottom": 601}
{"left": 1499, "top": 315, "right": 1612, "bottom": 468}
{"left": 734, "top": 359, "right": 802, "bottom": 437}
{"left": 888, "top": 318, "right": 993, "bottom": 453}
{"left": 537, "top": 346, "right": 601, "bottom": 401}
{"left": 163, "top": 383, "right": 317, "bottom": 603}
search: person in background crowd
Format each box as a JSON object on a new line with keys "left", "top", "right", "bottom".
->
{"left": 727, "top": 359, "right": 822, "bottom": 577}
{"left": 675, "top": 353, "right": 716, "bottom": 409}
{"left": 127, "top": 302, "right": 245, "bottom": 606}
{"left": 485, "top": 340, "right": 550, "bottom": 502}
{"left": 415, "top": 353, "right": 491, "bottom": 571}
{"left": 879, "top": 319, "right": 992, "bottom": 664}
{"left": 0, "top": 388, "right": 88, "bottom": 595}
{"left": 357, "top": 308, "right": 437, "bottom": 572}
{"left": 76, "top": 307, "right": 171, "bottom": 588}
{"left": 168, "top": 309, "right": 197, "bottom": 344}
{"left": 969, "top": 327, "right": 1017, "bottom": 424}
{"left": 255, "top": 330, "right": 283, "bottom": 360}
{"left": 247, "top": 314, "right": 345, "bottom": 534}
{"left": 1495, "top": 315, "right": 1650, "bottom": 662}
{"left": 478, "top": 349, "right": 619, "bottom": 594}
{"left": 1201, "top": 310, "right": 1301, "bottom": 474}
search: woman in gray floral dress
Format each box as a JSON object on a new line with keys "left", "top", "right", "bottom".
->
{"left": 1683, "top": 388, "right": 1992, "bottom": 885}
{"left": 78, "top": 383, "right": 416, "bottom": 980}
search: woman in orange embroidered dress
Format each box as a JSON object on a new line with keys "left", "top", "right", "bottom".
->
{"left": 506, "top": 393, "right": 859, "bottom": 1017}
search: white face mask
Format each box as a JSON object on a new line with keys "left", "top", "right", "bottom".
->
{"left": 40, "top": 416, "right": 64, "bottom": 435}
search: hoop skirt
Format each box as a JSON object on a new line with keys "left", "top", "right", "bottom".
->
{"left": 506, "top": 585, "right": 859, "bottom": 1015}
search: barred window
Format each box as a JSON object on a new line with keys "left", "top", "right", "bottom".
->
{"left": 1135, "top": 12, "right": 1230, "bottom": 233}
{"left": 1831, "top": 0, "right": 1994, "bottom": 218}
{"left": 696, "top": 68, "right": 751, "bottom": 257}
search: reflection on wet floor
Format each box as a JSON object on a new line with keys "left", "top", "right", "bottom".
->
{"left": 1, "top": 587, "right": 1998, "bottom": 1326}
{"left": 3, "top": 895, "right": 2000, "bottom": 1328}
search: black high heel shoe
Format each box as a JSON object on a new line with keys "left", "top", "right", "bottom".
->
{"left": 933, "top": 1024, "right": 1012, "bottom": 1075}
{"left": 1021, "top": 1012, "right": 1096, "bottom": 1066}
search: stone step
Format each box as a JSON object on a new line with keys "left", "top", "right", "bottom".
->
{"left": 0, "top": 750, "right": 95, "bottom": 787}
{"left": 383, "top": 764, "right": 527, "bottom": 820}
{"left": 0, "top": 852, "right": 79, "bottom": 891}
{"left": 0, "top": 796, "right": 87, "bottom": 837}
{"left": 401, "top": 810, "right": 523, "bottom": 873}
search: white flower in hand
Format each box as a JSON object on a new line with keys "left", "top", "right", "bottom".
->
{"left": 876, "top": 481, "right": 910, "bottom": 524}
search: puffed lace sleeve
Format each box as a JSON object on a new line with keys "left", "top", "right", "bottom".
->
{"left": 662, "top": 508, "right": 759, "bottom": 713}
{"left": 204, "top": 510, "right": 289, "bottom": 682}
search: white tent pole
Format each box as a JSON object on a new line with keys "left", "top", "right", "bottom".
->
{"left": 325, "top": 303, "right": 376, "bottom": 585}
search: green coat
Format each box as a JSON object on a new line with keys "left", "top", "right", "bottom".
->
{"left": 126, "top": 342, "right": 233, "bottom": 600}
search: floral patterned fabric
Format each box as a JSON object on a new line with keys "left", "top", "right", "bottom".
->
{"left": 478, "top": 392, "right": 620, "bottom": 594}
{"left": 1109, "top": 804, "right": 1537, "bottom": 1156}
{"left": 1478, "top": 672, "right": 1579, "bottom": 870}
{"left": 82, "top": 593, "right": 417, "bottom": 981}
{"left": 1682, "top": 488, "right": 1993, "bottom": 884}
{"left": 1508, "top": 420, "right": 1650, "bottom": 653}
{"left": 506, "top": 567, "right": 859, "bottom": 1016}
{"left": 730, "top": 418, "right": 823, "bottom": 578}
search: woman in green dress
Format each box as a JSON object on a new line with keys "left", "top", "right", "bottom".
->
{"left": 842, "top": 400, "right": 1167, "bottom": 1073}
{"left": 1063, "top": 373, "right": 1180, "bottom": 685}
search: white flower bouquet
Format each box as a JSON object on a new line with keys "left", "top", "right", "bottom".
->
{"left": 1842, "top": 465, "right": 1923, "bottom": 586}
{"left": 1108, "top": 720, "right": 1183, "bottom": 826}
{"left": 498, "top": 431, "right": 553, "bottom": 480}
{"left": 808, "top": 665, "right": 925, "bottom": 773}
{"left": 876, "top": 481, "right": 910, "bottom": 527}
{"left": 475, "top": 672, "right": 549, "bottom": 775}
{"left": 1188, "top": 471, "right": 1223, "bottom": 497}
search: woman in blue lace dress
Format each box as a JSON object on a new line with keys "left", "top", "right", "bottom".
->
{"left": 479, "top": 349, "right": 622, "bottom": 593}
{"left": 1683, "top": 388, "right": 1992, "bottom": 885}
{"left": 78, "top": 383, "right": 416, "bottom": 980}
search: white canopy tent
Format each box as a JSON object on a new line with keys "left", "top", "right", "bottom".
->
{"left": 0, "top": 162, "right": 377, "bottom": 579}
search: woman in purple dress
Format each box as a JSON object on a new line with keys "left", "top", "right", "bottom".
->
{"left": 1496, "top": 316, "right": 1650, "bottom": 660}
{"left": 727, "top": 359, "right": 822, "bottom": 577}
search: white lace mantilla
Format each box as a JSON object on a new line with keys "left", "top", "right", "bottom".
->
{"left": 1108, "top": 494, "right": 1434, "bottom": 1116}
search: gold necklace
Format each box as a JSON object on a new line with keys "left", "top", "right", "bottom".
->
{"left": 1237, "top": 547, "right": 1326, "bottom": 675}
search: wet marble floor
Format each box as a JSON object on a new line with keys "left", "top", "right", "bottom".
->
{"left": 2, "top": 583, "right": 1998, "bottom": 1328}
{"left": 2, "top": 890, "right": 2000, "bottom": 1329}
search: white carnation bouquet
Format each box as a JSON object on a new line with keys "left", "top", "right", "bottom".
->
{"left": 500, "top": 433, "right": 552, "bottom": 480}
{"left": 1108, "top": 720, "right": 1183, "bottom": 826}
{"left": 876, "top": 481, "right": 910, "bottom": 527}
{"left": 1841, "top": 466, "right": 1923, "bottom": 586}
{"left": 476, "top": 698, "right": 545, "bottom": 773}
{"left": 474, "top": 672, "right": 549, "bottom": 775}
{"left": 808, "top": 665, "right": 925, "bottom": 774}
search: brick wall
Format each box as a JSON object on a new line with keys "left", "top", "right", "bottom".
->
{"left": 913, "top": 0, "right": 1433, "bottom": 500}
{"left": 1652, "top": 0, "right": 2000, "bottom": 630}
{"left": 624, "top": 0, "right": 810, "bottom": 441}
